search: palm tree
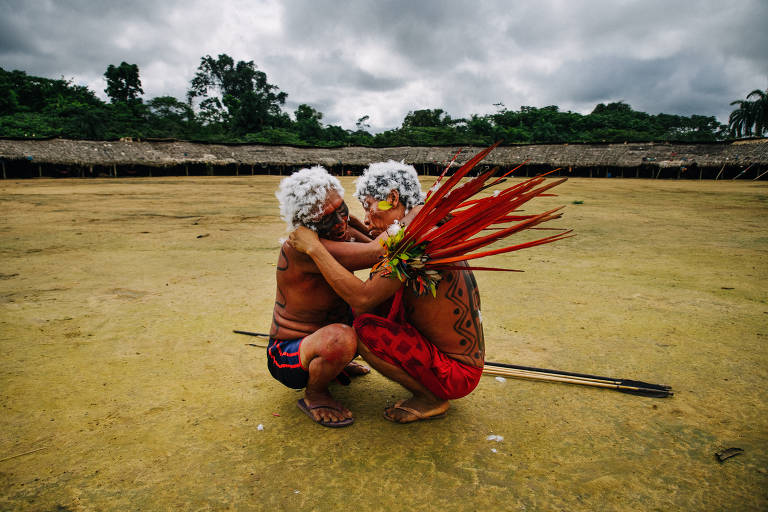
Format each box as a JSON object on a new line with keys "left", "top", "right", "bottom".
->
{"left": 728, "top": 88, "right": 768, "bottom": 138}
{"left": 746, "top": 89, "right": 767, "bottom": 136}
{"left": 728, "top": 100, "right": 753, "bottom": 138}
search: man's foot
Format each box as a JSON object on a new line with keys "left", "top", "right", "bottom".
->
{"left": 297, "top": 396, "right": 354, "bottom": 428}
{"left": 334, "top": 360, "right": 370, "bottom": 385}
{"left": 383, "top": 398, "right": 449, "bottom": 423}
{"left": 344, "top": 360, "right": 370, "bottom": 376}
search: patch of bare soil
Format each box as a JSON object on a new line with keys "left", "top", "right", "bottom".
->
{"left": 1, "top": 176, "right": 766, "bottom": 511}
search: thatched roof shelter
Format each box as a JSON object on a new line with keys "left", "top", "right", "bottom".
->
{"left": 1, "top": 138, "right": 766, "bottom": 179}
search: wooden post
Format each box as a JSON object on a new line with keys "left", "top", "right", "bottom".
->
{"left": 185, "top": 165, "right": 189, "bottom": 176}
{"left": 715, "top": 163, "right": 726, "bottom": 180}
{"left": 38, "top": 165, "right": 42, "bottom": 178}
{"left": 89, "top": 165, "right": 93, "bottom": 177}
{"left": 732, "top": 163, "right": 754, "bottom": 180}
{"left": 113, "top": 164, "right": 117, "bottom": 177}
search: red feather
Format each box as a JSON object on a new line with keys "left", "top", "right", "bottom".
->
{"left": 375, "top": 142, "right": 571, "bottom": 295}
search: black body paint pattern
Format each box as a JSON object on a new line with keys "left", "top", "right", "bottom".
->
{"left": 444, "top": 270, "right": 484, "bottom": 361}
{"left": 270, "top": 247, "right": 289, "bottom": 338}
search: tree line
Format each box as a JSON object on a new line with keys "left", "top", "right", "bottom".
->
{"left": 1, "top": 54, "right": 765, "bottom": 146}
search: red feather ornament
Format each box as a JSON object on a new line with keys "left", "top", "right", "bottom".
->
{"left": 372, "top": 142, "right": 573, "bottom": 296}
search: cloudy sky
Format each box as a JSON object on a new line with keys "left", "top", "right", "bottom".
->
{"left": 2, "top": 0, "right": 766, "bottom": 132}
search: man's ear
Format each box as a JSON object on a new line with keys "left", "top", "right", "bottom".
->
{"left": 387, "top": 189, "right": 401, "bottom": 208}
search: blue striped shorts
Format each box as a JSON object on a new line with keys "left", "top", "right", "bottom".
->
{"left": 267, "top": 337, "right": 308, "bottom": 389}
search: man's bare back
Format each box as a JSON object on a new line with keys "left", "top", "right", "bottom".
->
{"left": 400, "top": 266, "right": 484, "bottom": 368}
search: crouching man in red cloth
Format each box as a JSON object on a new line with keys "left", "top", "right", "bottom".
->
{"left": 271, "top": 167, "right": 382, "bottom": 427}
{"left": 289, "top": 161, "right": 484, "bottom": 423}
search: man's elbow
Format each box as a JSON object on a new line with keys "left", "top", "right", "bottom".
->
{"left": 348, "top": 295, "right": 378, "bottom": 314}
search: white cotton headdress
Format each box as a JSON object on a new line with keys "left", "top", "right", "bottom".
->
{"left": 275, "top": 166, "right": 344, "bottom": 230}
{"left": 354, "top": 160, "right": 425, "bottom": 209}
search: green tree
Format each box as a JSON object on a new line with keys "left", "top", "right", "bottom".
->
{"left": 464, "top": 114, "right": 493, "bottom": 137}
{"left": 147, "top": 96, "right": 193, "bottom": 121}
{"left": 196, "top": 97, "right": 225, "bottom": 125}
{"left": 0, "top": 67, "right": 110, "bottom": 138}
{"left": 187, "top": 54, "right": 287, "bottom": 135}
{"left": 402, "top": 108, "right": 454, "bottom": 129}
{"left": 242, "top": 128, "right": 302, "bottom": 145}
{"left": 319, "top": 124, "right": 349, "bottom": 146}
{"left": 728, "top": 100, "right": 753, "bottom": 137}
{"left": 746, "top": 89, "right": 768, "bottom": 136}
{"left": 728, "top": 89, "right": 768, "bottom": 138}
{"left": 591, "top": 101, "right": 632, "bottom": 115}
{"left": 294, "top": 104, "right": 323, "bottom": 142}
{"left": 347, "top": 115, "right": 374, "bottom": 145}
{"left": 355, "top": 115, "right": 370, "bottom": 131}
{"left": 104, "top": 62, "right": 144, "bottom": 104}
{"left": 146, "top": 96, "right": 195, "bottom": 138}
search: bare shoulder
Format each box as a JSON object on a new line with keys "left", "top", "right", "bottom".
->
{"left": 437, "top": 267, "right": 481, "bottom": 313}
{"left": 279, "top": 241, "right": 319, "bottom": 274}
{"left": 443, "top": 265, "right": 479, "bottom": 289}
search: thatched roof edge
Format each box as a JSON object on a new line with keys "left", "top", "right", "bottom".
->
{"left": 1, "top": 138, "right": 766, "bottom": 168}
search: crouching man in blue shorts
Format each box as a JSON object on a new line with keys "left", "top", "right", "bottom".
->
{"left": 269, "top": 167, "right": 382, "bottom": 427}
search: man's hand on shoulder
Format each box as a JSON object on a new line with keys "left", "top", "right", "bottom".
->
{"left": 281, "top": 236, "right": 325, "bottom": 275}
{"left": 288, "top": 226, "right": 384, "bottom": 272}
{"left": 289, "top": 226, "right": 321, "bottom": 256}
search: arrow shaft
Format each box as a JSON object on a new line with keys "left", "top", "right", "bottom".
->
{"left": 486, "top": 360, "right": 670, "bottom": 389}
{"left": 233, "top": 330, "right": 270, "bottom": 338}
{"left": 486, "top": 366, "right": 619, "bottom": 385}
{"left": 484, "top": 366, "right": 618, "bottom": 388}
{"left": 483, "top": 366, "right": 672, "bottom": 397}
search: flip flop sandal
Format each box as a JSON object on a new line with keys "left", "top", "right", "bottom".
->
{"left": 383, "top": 399, "right": 447, "bottom": 423}
{"left": 297, "top": 399, "right": 354, "bottom": 428}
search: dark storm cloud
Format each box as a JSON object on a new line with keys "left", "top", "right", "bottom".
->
{"left": 553, "top": 56, "right": 685, "bottom": 106}
{"left": 1, "top": 0, "right": 766, "bottom": 130}
{"left": 1, "top": 1, "right": 170, "bottom": 68}
{"left": 535, "top": 2, "right": 768, "bottom": 122}
{"left": 0, "top": 0, "right": 187, "bottom": 97}
{"left": 265, "top": 51, "right": 403, "bottom": 93}
{"left": 545, "top": 53, "right": 736, "bottom": 121}
{"left": 280, "top": 0, "right": 495, "bottom": 73}
{"left": 0, "top": 14, "right": 36, "bottom": 54}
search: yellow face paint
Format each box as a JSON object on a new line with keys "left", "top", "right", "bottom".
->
{"left": 377, "top": 200, "right": 393, "bottom": 211}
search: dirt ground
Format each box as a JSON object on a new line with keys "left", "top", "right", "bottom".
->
{"left": 0, "top": 175, "right": 766, "bottom": 511}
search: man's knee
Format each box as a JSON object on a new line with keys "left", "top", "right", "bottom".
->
{"left": 319, "top": 324, "right": 357, "bottom": 362}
